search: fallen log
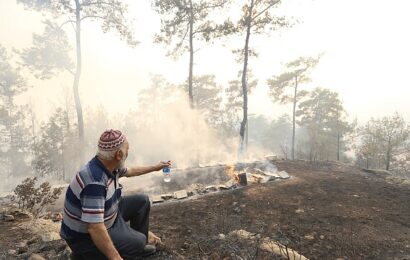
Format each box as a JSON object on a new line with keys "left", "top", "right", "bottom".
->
{"left": 229, "top": 229, "right": 309, "bottom": 260}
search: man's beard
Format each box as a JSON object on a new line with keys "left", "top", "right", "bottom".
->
{"left": 119, "top": 155, "right": 126, "bottom": 169}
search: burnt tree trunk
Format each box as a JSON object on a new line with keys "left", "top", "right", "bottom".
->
{"left": 245, "top": 121, "right": 248, "bottom": 147}
{"left": 386, "top": 138, "right": 392, "bottom": 171}
{"left": 239, "top": 0, "right": 254, "bottom": 153}
{"left": 188, "top": 0, "right": 194, "bottom": 109}
{"left": 291, "top": 75, "right": 298, "bottom": 160}
{"left": 337, "top": 132, "right": 340, "bottom": 161}
{"left": 336, "top": 119, "right": 340, "bottom": 161}
{"left": 74, "top": 0, "right": 84, "bottom": 147}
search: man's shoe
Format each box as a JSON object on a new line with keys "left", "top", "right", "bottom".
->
{"left": 137, "top": 245, "right": 156, "bottom": 257}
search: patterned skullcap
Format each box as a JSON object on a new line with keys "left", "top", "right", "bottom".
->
{"left": 98, "top": 129, "right": 126, "bottom": 151}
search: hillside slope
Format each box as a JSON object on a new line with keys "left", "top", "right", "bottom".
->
{"left": 1, "top": 160, "right": 409, "bottom": 260}
{"left": 149, "top": 160, "right": 410, "bottom": 259}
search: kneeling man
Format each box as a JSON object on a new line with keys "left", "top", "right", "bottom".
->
{"left": 60, "top": 129, "right": 170, "bottom": 260}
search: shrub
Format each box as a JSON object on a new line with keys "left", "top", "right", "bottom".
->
{"left": 12, "top": 177, "right": 63, "bottom": 217}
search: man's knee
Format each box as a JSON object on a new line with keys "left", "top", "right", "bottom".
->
{"left": 128, "top": 194, "right": 151, "bottom": 210}
{"left": 140, "top": 194, "right": 151, "bottom": 206}
{"left": 134, "top": 232, "right": 147, "bottom": 251}
{"left": 119, "top": 232, "right": 146, "bottom": 258}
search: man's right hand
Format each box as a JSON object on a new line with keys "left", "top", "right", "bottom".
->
{"left": 156, "top": 161, "right": 171, "bottom": 171}
{"left": 87, "top": 223, "right": 122, "bottom": 260}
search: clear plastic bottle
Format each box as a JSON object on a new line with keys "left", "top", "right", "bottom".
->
{"left": 163, "top": 167, "right": 171, "bottom": 182}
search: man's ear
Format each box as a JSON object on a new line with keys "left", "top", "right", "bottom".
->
{"left": 115, "top": 150, "right": 123, "bottom": 161}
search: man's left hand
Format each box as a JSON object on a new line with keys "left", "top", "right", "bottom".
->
{"left": 148, "top": 231, "right": 162, "bottom": 245}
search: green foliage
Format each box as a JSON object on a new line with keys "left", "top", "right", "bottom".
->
{"left": 0, "top": 46, "right": 31, "bottom": 177}
{"left": 297, "top": 88, "right": 343, "bottom": 127}
{"left": 356, "top": 113, "right": 409, "bottom": 170}
{"left": 192, "top": 75, "right": 221, "bottom": 109}
{"left": 236, "top": 0, "right": 290, "bottom": 33}
{"left": 220, "top": 71, "right": 258, "bottom": 136}
{"left": 192, "top": 75, "right": 223, "bottom": 127}
{"left": 267, "top": 56, "right": 320, "bottom": 105}
{"left": 0, "top": 46, "right": 27, "bottom": 97}
{"left": 296, "top": 87, "right": 352, "bottom": 161}
{"left": 390, "top": 143, "right": 410, "bottom": 177}
{"left": 230, "top": 0, "right": 291, "bottom": 62}
{"left": 190, "top": 74, "right": 242, "bottom": 137}
{"left": 12, "top": 177, "right": 63, "bottom": 217}
{"left": 16, "top": 0, "right": 138, "bottom": 46}
{"left": 18, "top": 0, "right": 138, "bottom": 78}
{"left": 153, "top": 0, "right": 231, "bottom": 57}
{"left": 153, "top": 0, "right": 232, "bottom": 108}
{"left": 265, "top": 114, "right": 293, "bottom": 156}
{"left": 20, "top": 20, "right": 74, "bottom": 80}
{"left": 267, "top": 56, "right": 320, "bottom": 159}
{"left": 32, "top": 107, "right": 79, "bottom": 181}
{"left": 135, "top": 74, "right": 178, "bottom": 129}
{"left": 230, "top": 0, "right": 292, "bottom": 149}
{"left": 17, "top": 0, "right": 138, "bottom": 145}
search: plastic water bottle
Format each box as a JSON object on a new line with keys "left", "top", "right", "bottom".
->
{"left": 163, "top": 167, "right": 171, "bottom": 182}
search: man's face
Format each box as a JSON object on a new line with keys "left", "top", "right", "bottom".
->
{"left": 117, "top": 141, "right": 129, "bottom": 169}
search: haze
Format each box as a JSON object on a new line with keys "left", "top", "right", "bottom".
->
{"left": 1, "top": 0, "right": 409, "bottom": 123}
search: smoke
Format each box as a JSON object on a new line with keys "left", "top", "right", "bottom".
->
{"left": 82, "top": 87, "right": 272, "bottom": 176}
{"left": 126, "top": 94, "right": 235, "bottom": 168}
{"left": 0, "top": 83, "right": 272, "bottom": 196}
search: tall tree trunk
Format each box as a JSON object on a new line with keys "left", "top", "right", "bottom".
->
{"left": 188, "top": 0, "right": 194, "bottom": 109}
{"left": 245, "top": 120, "right": 248, "bottom": 146}
{"left": 336, "top": 119, "right": 340, "bottom": 161}
{"left": 239, "top": 0, "right": 254, "bottom": 154}
{"left": 28, "top": 103, "right": 36, "bottom": 158}
{"left": 74, "top": 0, "right": 84, "bottom": 147}
{"left": 337, "top": 132, "right": 340, "bottom": 161}
{"left": 62, "top": 144, "right": 65, "bottom": 181}
{"left": 291, "top": 75, "right": 298, "bottom": 160}
{"left": 5, "top": 96, "right": 13, "bottom": 177}
{"left": 188, "top": 0, "right": 199, "bottom": 163}
{"left": 386, "top": 138, "right": 391, "bottom": 170}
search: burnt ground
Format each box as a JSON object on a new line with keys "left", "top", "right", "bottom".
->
{"left": 0, "top": 215, "right": 70, "bottom": 260}
{"left": 1, "top": 160, "right": 410, "bottom": 260}
{"left": 148, "top": 160, "right": 410, "bottom": 260}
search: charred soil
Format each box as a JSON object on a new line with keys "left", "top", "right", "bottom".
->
{"left": 1, "top": 160, "right": 409, "bottom": 260}
{"left": 148, "top": 160, "right": 410, "bottom": 260}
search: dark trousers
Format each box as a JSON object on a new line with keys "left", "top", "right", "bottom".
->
{"left": 67, "top": 194, "right": 151, "bottom": 260}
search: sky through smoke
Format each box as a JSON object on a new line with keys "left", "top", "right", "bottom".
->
{"left": 0, "top": 0, "right": 409, "bottom": 124}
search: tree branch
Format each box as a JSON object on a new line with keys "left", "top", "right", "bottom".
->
{"left": 80, "top": 1, "right": 115, "bottom": 7}
{"left": 192, "top": 2, "right": 225, "bottom": 16}
{"left": 80, "top": 15, "right": 107, "bottom": 21}
{"left": 70, "top": 21, "right": 76, "bottom": 33}
{"left": 251, "top": 0, "right": 280, "bottom": 24}
{"left": 60, "top": 20, "right": 76, "bottom": 29}
{"left": 175, "top": 22, "right": 190, "bottom": 49}
{"left": 66, "top": 68, "right": 75, "bottom": 76}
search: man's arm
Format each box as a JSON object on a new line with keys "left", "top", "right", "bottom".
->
{"left": 123, "top": 161, "right": 171, "bottom": 178}
{"left": 80, "top": 183, "right": 121, "bottom": 259}
{"left": 87, "top": 223, "right": 122, "bottom": 260}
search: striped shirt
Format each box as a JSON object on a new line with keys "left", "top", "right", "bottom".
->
{"left": 60, "top": 156, "right": 127, "bottom": 241}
